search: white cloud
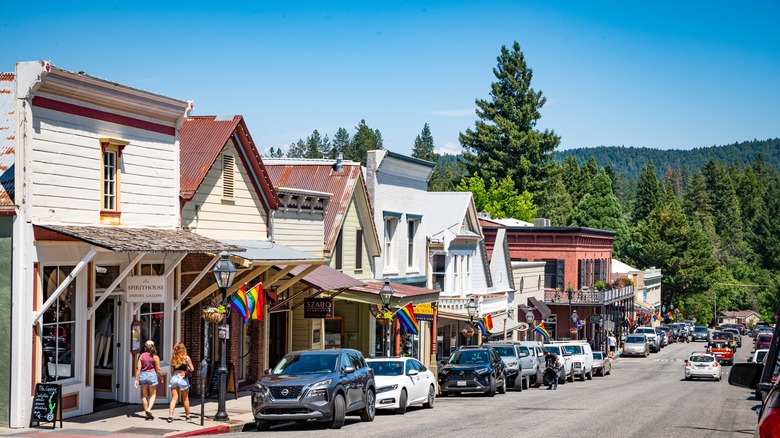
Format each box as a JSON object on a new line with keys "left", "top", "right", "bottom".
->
{"left": 430, "top": 109, "right": 474, "bottom": 117}
{"left": 436, "top": 142, "right": 462, "bottom": 156}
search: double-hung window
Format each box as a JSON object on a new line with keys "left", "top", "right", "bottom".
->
{"left": 42, "top": 266, "right": 77, "bottom": 381}
{"left": 384, "top": 218, "right": 397, "bottom": 268}
{"left": 100, "top": 138, "right": 128, "bottom": 216}
{"left": 407, "top": 220, "right": 418, "bottom": 269}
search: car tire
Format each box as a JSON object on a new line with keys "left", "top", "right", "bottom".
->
{"left": 516, "top": 375, "right": 525, "bottom": 391}
{"left": 580, "top": 372, "right": 585, "bottom": 381}
{"left": 586, "top": 369, "right": 593, "bottom": 380}
{"left": 498, "top": 375, "right": 507, "bottom": 394}
{"left": 423, "top": 385, "right": 435, "bottom": 409}
{"left": 256, "top": 420, "right": 272, "bottom": 431}
{"left": 329, "top": 393, "right": 346, "bottom": 429}
{"left": 485, "top": 378, "right": 496, "bottom": 397}
{"left": 567, "top": 372, "right": 574, "bottom": 383}
{"left": 359, "top": 389, "right": 376, "bottom": 422}
{"left": 685, "top": 376, "right": 691, "bottom": 381}
{"left": 395, "top": 389, "right": 407, "bottom": 415}
{"left": 558, "top": 370, "right": 566, "bottom": 385}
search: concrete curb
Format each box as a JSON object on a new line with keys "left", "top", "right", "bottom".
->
{"left": 166, "top": 424, "right": 231, "bottom": 437}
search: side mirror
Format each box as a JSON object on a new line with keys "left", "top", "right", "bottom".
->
{"left": 407, "top": 369, "right": 419, "bottom": 376}
{"left": 264, "top": 368, "right": 272, "bottom": 375}
{"left": 728, "top": 362, "right": 763, "bottom": 389}
{"left": 343, "top": 366, "right": 356, "bottom": 375}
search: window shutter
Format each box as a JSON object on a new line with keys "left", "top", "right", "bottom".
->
{"left": 556, "top": 260, "right": 564, "bottom": 290}
{"left": 579, "top": 260, "right": 586, "bottom": 289}
{"left": 222, "top": 154, "right": 235, "bottom": 199}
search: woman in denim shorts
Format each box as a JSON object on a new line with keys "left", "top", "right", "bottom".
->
{"left": 167, "top": 342, "right": 194, "bottom": 422}
{"left": 134, "top": 340, "right": 163, "bottom": 420}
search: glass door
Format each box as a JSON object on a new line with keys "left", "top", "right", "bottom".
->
{"left": 93, "top": 297, "right": 117, "bottom": 400}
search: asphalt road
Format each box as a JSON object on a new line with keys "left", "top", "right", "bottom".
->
{"left": 214, "top": 338, "right": 760, "bottom": 437}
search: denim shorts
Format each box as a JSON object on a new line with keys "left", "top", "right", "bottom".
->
{"left": 169, "top": 373, "right": 190, "bottom": 390}
{"left": 138, "top": 370, "right": 158, "bottom": 386}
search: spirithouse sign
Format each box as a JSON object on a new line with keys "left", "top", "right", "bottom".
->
{"left": 126, "top": 276, "right": 166, "bottom": 303}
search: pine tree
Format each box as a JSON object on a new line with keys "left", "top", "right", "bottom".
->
{"left": 535, "top": 169, "right": 573, "bottom": 226}
{"left": 632, "top": 161, "right": 660, "bottom": 226}
{"left": 460, "top": 41, "right": 560, "bottom": 202}
{"left": 570, "top": 170, "right": 629, "bottom": 257}
{"left": 561, "top": 156, "right": 583, "bottom": 204}
{"left": 345, "top": 120, "right": 383, "bottom": 165}
{"left": 286, "top": 139, "right": 307, "bottom": 158}
{"left": 412, "top": 123, "right": 438, "bottom": 162}
{"left": 330, "top": 128, "right": 350, "bottom": 159}
{"left": 749, "top": 180, "right": 780, "bottom": 271}
{"left": 304, "top": 130, "right": 330, "bottom": 159}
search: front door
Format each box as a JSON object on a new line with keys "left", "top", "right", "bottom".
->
{"left": 94, "top": 298, "right": 118, "bottom": 400}
{"left": 268, "top": 312, "right": 287, "bottom": 368}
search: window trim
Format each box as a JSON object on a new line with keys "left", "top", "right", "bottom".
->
{"left": 407, "top": 220, "right": 418, "bottom": 269}
{"left": 384, "top": 218, "right": 397, "bottom": 269}
{"left": 99, "top": 138, "right": 128, "bottom": 215}
{"left": 355, "top": 229, "right": 363, "bottom": 271}
{"left": 334, "top": 229, "right": 343, "bottom": 271}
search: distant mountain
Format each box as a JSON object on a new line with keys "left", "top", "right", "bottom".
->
{"left": 556, "top": 138, "right": 780, "bottom": 178}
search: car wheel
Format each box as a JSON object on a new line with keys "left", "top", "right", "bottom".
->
{"left": 559, "top": 370, "right": 566, "bottom": 385}
{"left": 423, "top": 385, "right": 435, "bottom": 409}
{"left": 586, "top": 369, "right": 593, "bottom": 380}
{"left": 685, "top": 376, "right": 691, "bottom": 381}
{"left": 498, "top": 376, "right": 507, "bottom": 394}
{"left": 567, "top": 372, "right": 574, "bottom": 383}
{"left": 395, "top": 389, "right": 407, "bottom": 415}
{"left": 515, "top": 375, "right": 524, "bottom": 391}
{"left": 256, "top": 420, "right": 272, "bottom": 431}
{"left": 579, "top": 372, "right": 585, "bottom": 381}
{"left": 359, "top": 389, "right": 376, "bottom": 422}
{"left": 329, "top": 393, "right": 346, "bottom": 429}
{"left": 485, "top": 377, "right": 496, "bottom": 397}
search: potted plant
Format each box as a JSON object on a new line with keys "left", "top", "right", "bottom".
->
{"left": 203, "top": 305, "right": 227, "bottom": 323}
{"left": 594, "top": 280, "right": 607, "bottom": 291}
{"left": 376, "top": 310, "right": 394, "bottom": 325}
{"left": 462, "top": 325, "right": 475, "bottom": 338}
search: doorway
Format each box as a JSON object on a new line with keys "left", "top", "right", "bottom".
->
{"left": 93, "top": 297, "right": 118, "bottom": 401}
{"left": 268, "top": 312, "right": 288, "bottom": 367}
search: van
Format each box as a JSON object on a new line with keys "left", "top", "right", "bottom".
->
{"left": 550, "top": 340, "right": 594, "bottom": 380}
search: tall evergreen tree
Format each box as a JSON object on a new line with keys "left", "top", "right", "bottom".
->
{"left": 345, "top": 119, "right": 383, "bottom": 165}
{"left": 330, "top": 127, "right": 350, "bottom": 159}
{"left": 536, "top": 168, "right": 573, "bottom": 226}
{"left": 683, "top": 170, "right": 717, "bottom": 246}
{"left": 749, "top": 180, "right": 780, "bottom": 271}
{"left": 412, "top": 123, "right": 438, "bottom": 162}
{"left": 632, "top": 160, "right": 660, "bottom": 226}
{"left": 286, "top": 138, "right": 307, "bottom": 158}
{"left": 561, "top": 156, "right": 584, "bottom": 204}
{"left": 460, "top": 41, "right": 560, "bottom": 204}
{"left": 570, "top": 170, "right": 629, "bottom": 257}
{"left": 305, "top": 130, "right": 330, "bottom": 159}
{"left": 701, "top": 159, "right": 745, "bottom": 261}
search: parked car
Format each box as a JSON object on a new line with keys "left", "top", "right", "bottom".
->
{"left": 438, "top": 346, "right": 507, "bottom": 396}
{"left": 657, "top": 326, "right": 673, "bottom": 344}
{"left": 757, "top": 333, "right": 774, "bottom": 350}
{"left": 685, "top": 353, "right": 722, "bottom": 381}
{"left": 723, "top": 328, "right": 743, "bottom": 348}
{"left": 592, "top": 351, "right": 611, "bottom": 376}
{"left": 542, "top": 344, "right": 573, "bottom": 383}
{"left": 480, "top": 343, "right": 524, "bottom": 391}
{"left": 251, "top": 349, "right": 376, "bottom": 430}
{"left": 693, "top": 326, "right": 709, "bottom": 342}
{"left": 554, "top": 341, "right": 594, "bottom": 381}
{"left": 623, "top": 334, "right": 649, "bottom": 357}
{"left": 707, "top": 340, "right": 734, "bottom": 365}
{"left": 655, "top": 328, "right": 668, "bottom": 347}
{"left": 514, "top": 341, "right": 545, "bottom": 388}
{"left": 366, "top": 357, "right": 435, "bottom": 414}
{"left": 634, "top": 327, "right": 661, "bottom": 353}
{"left": 749, "top": 349, "right": 770, "bottom": 364}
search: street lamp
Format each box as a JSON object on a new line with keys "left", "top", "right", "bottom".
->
{"left": 567, "top": 287, "right": 574, "bottom": 340}
{"left": 213, "top": 252, "right": 236, "bottom": 422}
{"left": 525, "top": 309, "right": 535, "bottom": 341}
{"left": 571, "top": 309, "right": 579, "bottom": 340}
{"left": 466, "top": 298, "right": 478, "bottom": 345}
{"left": 379, "top": 280, "right": 394, "bottom": 356}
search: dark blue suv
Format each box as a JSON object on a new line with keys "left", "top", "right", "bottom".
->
{"left": 438, "top": 346, "right": 507, "bottom": 396}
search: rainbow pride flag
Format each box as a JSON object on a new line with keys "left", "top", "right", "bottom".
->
{"left": 248, "top": 283, "right": 264, "bottom": 320}
{"left": 395, "top": 302, "right": 419, "bottom": 334}
{"left": 230, "top": 284, "right": 250, "bottom": 321}
{"left": 475, "top": 320, "right": 487, "bottom": 335}
{"left": 534, "top": 321, "right": 551, "bottom": 338}
{"left": 482, "top": 314, "right": 494, "bottom": 332}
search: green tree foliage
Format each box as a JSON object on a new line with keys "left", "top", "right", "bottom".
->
{"left": 458, "top": 174, "right": 536, "bottom": 221}
{"left": 535, "top": 167, "right": 573, "bottom": 226}
{"left": 412, "top": 123, "right": 438, "bottom": 162}
{"left": 286, "top": 130, "right": 331, "bottom": 159}
{"left": 561, "top": 156, "right": 584, "bottom": 205}
{"left": 632, "top": 160, "right": 660, "bottom": 226}
{"left": 344, "top": 120, "right": 383, "bottom": 165}
{"left": 460, "top": 41, "right": 559, "bottom": 208}
{"left": 701, "top": 159, "right": 746, "bottom": 262}
{"left": 265, "top": 147, "right": 284, "bottom": 158}
{"left": 330, "top": 127, "right": 351, "bottom": 159}
{"left": 428, "top": 155, "right": 465, "bottom": 192}
{"left": 570, "top": 170, "right": 629, "bottom": 257}
{"left": 750, "top": 179, "right": 780, "bottom": 271}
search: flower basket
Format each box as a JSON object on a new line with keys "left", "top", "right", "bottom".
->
{"left": 203, "top": 308, "right": 225, "bottom": 323}
{"left": 376, "top": 318, "right": 392, "bottom": 326}
{"left": 462, "top": 326, "right": 475, "bottom": 337}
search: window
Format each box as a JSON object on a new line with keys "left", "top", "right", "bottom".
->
{"left": 334, "top": 230, "right": 343, "bottom": 270}
{"left": 355, "top": 230, "right": 363, "bottom": 271}
{"left": 139, "top": 303, "right": 165, "bottom": 357}
{"left": 42, "top": 266, "right": 76, "bottom": 381}
{"left": 407, "top": 220, "right": 418, "bottom": 269}
{"left": 384, "top": 218, "right": 397, "bottom": 268}
{"left": 453, "top": 254, "right": 472, "bottom": 295}
{"left": 432, "top": 254, "right": 446, "bottom": 292}
{"left": 222, "top": 154, "right": 235, "bottom": 200}
{"left": 100, "top": 138, "right": 128, "bottom": 213}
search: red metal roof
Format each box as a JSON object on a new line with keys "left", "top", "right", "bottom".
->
{"left": 282, "top": 264, "right": 364, "bottom": 291}
{"left": 180, "top": 116, "right": 279, "bottom": 211}
{"left": 0, "top": 73, "right": 14, "bottom": 208}
{"left": 264, "top": 161, "right": 374, "bottom": 253}
{"left": 349, "top": 280, "right": 440, "bottom": 303}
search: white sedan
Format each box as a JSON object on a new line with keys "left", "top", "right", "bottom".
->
{"left": 684, "top": 353, "right": 722, "bottom": 381}
{"left": 366, "top": 357, "right": 436, "bottom": 414}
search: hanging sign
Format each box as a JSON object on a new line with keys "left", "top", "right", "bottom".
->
{"left": 413, "top": 303, "right": 434, "bottom": 321}
{"left": 303, "top": 298, "right": 334, "bottom": 319}
{"left": 126, "top": 276, "right": 166, "bottom": 303}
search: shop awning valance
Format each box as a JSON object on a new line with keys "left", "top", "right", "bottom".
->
{"left": 276, "top": 264, "right": 364, "bottom": 291}
{"left": 341, "top": 281, "right": 440, "bottom": 307}
{"left": 35, "top": 224, "right": 242, "bottom": 253}
{"left": 493, "top": 315, "right": 528, "bottom": 333}
{"left": 634, "top": 301, "right": 655, "bottom": 315}
{"left": 222, "top": 240, "right": 325, "bottom": 265}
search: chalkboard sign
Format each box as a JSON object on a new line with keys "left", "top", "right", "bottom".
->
{"left": 30, "top": 383, "right": 62, "bottom": 429}
{"left": 206, "top": 363, "right": 237, "bottom": 399}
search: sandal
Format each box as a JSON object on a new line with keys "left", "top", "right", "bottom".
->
{"left": 185, "top": 415, "right": 191, "bottom": 421}
{"left": 145, "top": 411, "right": 154, "bottom": 420}
{"left": 167, "top": 417, "right": 173, "bottom": 423}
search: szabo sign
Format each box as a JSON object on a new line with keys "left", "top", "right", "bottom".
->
{"left": 304, "top": 298, "right": 334, "bottom": 319}
{"left": 126, "top": 276, "right": 166, "bottom": 303}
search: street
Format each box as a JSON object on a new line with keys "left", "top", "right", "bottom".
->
{"left": 215, "top": 341, "right": 759, "bottom": 437}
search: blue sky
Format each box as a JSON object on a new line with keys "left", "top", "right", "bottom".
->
{"left": 2, "top": 1, "right": 779, "bottom": 156}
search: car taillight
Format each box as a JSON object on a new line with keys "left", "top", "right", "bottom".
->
{"left": 758, "top": 408, "right": 780, "bottom": 438}
{"left": 712, "top": 363, "right": 718, "bottom": 367}
{"left": 685, "top": 363, "right": 691, "bottom": 367}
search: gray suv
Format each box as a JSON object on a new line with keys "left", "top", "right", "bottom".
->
{"left": 251, "top": 349, "right": 376, "bottom": 430}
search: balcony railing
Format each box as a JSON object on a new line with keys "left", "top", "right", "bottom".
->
{"left": 438, "top": 294, "right": 508, "bottom": 315}
{"left": 544, "top": 286, "right": 634, "bottom": 306}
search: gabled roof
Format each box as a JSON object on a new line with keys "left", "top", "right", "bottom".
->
{"left": 264, "top": 159, "right": 381, "bottom": 256}
{"left": 426, "top": 192, "right": 482, "bottom": 240}
{"left": 0, "top": 73, "right": 15, "bottom": 209}
{"left": 180, "top": 116, "right": 279, "bottom": 212}
{"left": 612, "top": 259, "right": 641, "bottom": 274}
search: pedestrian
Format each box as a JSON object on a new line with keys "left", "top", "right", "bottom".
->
{"left": 167, "top": 342, "right": 194, "bottom": 422}
{"left": 544, "top": 350, "right": 562, "bottom": 390}
{"left": 608, "top": 332, "right": 617, "bottom": 358}
{"left": 134, "top": 340, "right": 163, "bottom": 420}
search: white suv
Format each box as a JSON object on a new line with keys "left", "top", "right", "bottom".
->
{"left": 634, "top": 327, "right": 661, "bottom": 353}
{"left": 555, "top": 341, "right": 594, "bottom": 381}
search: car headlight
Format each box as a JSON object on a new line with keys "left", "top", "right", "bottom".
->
{"left": 506, "top": 361, "right": 518, "bottom": 367}
{"left": 439, "top": 368, "right": 450, "bottom": 376}
{"left": 306, "top": 379, "right": 332, "bottom": 398}
{"left": 475, "top": 367, "right": 490, "bottom": 375}
{"left": 252, "top": 384, "right": 270, "bottom": 397}
{"left": 376, "top": 384, "right": 398, "bottom": 394}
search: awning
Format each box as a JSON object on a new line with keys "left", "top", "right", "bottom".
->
{"left": 634, "top": 301, "right": 655, "bottom": 315}
{"left": 438, "top": 310, "right": 472, "bottom": 322}
{"left": 222, "top": 240, "right": 324, "bottom": 264}
{"left": 279, "top": 264, "right": 364, "bottom": 291}
{"left": 35, "top": 224, "right": 242, "bottom": 253}
{"left": 342, "top": 281, "right": 439, "bottom": 307}
{"left": 528, "top": 296, "right": 551, "bottom": 319}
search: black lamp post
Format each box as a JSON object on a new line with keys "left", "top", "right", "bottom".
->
{"left": 466, "top": 298, "right": 478, "bottom": 345}
{"left": 379, "top": 280, "right": 394, "bottom": 357}
{"left": 213, "top": 252, "right": 236, "bottom": 422}
{"left": 525, "top": 309, "right": 535, "bottom": 341}
{"left": 571, "top": 309, "right": 579, "bottom": 340}
{"left": 567, "top": 287, "right": 574, "bottom": 340}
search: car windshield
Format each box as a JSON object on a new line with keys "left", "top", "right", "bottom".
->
{"left": 722, "top": 332, "right": 734, "bottom": 339}
{"left": 695, "top": 327, "right": 708, "bottom": 333}
{"left": 689, "top": 355, "right": 714, "bottom": 363}
{"left": 493, "top": 347, "right": 516, "bottom": 357}
{"left": 563, "top": 345, "right": 583, "bottom": 355}
{"left": 759, "top": 334, "right": 773, "bottom": 342}
{"left": 449, "top": 350, "right": 490, "bottom": 364}
{"left": 711, "top": 343, "right": 727, "bottom": 349}
{"left": 627, "top": 336, "right": 645, "bottom": 343}
{"left": 368, "top": 361, "right": 404, "bottom": 376}
{"left": 658, "top": 327, "right": 670, "bottom": 333}
{"left": 544, "top": 346, "right": 561, "bottom": 355}
{"left": 593, "top": 352, "right": 603, "bottom": 359}
{"left": 636, "top": 328, "right": 653, "bottom": 334}
{"left": 757, "top": 351, "right": 768, "bottom": 363}
{"left": 271, "top": 353, "right": 337, "bottom": 375}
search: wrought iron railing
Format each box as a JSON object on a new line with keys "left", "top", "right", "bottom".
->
{"left": 544, "top": 286, "right": 634, "bottom": 305}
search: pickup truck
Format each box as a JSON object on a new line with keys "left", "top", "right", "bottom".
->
{"left": 634, "top": 327, "right": 661, "bottom": 353}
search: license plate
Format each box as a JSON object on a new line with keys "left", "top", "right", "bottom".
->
{"left": 456, "top": 380, "right": 467, "bottom": 387}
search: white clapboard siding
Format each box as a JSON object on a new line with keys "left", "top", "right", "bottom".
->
{"left": 181, "top": 141, "right": 267, "bottom": 240}
{"left": 291, "top": 295, "right": 312, "bottom": 351}
{"left": 272, "top": 217, "right": 324, "bottom": 256}
{"left": 333, "top": 197, "right": 373, "bottom": 280}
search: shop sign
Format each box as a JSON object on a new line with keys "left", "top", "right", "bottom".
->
{"left": 304, "top": 298, "right": 334, "bottom": 318}
{"left": 413, "top": 303, "right": 434, "bottom": 321}
{"left": 126, "top": 276, "right": 166, "bottom": 303}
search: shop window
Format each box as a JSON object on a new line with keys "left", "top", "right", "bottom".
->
{"left": 140, "top": 263, "right": 165, "bottom": 276}
{"left": 355, "top": 229, "right": 363, "bottom": 271}
{"left": 407, "top": 220, "right": 418, "bottom": 269}
{"left": 42, "top": 266, "right": 76, "bottom": 382}
{"left": 139, "top": 303, "right": 165, "bottom": 357}
{"left": 432, "top": 254, "right": 446, "bottom": 292}
{"left": 95, "top": 265, "right": 120, "bottom": 289}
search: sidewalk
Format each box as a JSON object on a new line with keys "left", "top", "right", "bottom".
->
{"left": 0, "top": 392, "right": 256, "bottom": 437}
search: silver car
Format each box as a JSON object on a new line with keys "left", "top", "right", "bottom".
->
{"left": 592, "top": 351, "right": 611, "bottom": 376}
{"left": 623, "top": 334, "right": 649, "bottom": 357}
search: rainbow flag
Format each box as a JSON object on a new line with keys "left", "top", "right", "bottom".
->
{"left": 395, "top": 302, "right": 419, "bottom": 334}
{"left": 475, "top": 320, "right": 487, "bottom": 335}
{"left": 534, "top": 321, "right": 551, "bottom": 338}
{"left": 248, "top": 283, "right": 264, "bottom": 320}
{"left": 230, "top": 284, "right": 250, "bottom": 321}
{"left": 667, "top": 311, "right": 674, "bottom": 319}
{"left": 482, "top": 314, "right": 494, "bottom": 331}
